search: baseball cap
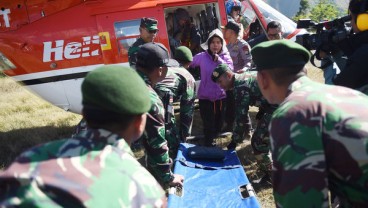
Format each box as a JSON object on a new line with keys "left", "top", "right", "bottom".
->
{"left": 136, "top": 43, "right": 177, "bottom": 69}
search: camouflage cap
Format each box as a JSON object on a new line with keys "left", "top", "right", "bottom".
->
{"left": 251, "top": 40, "right": 311, "bottom": 70}
{"left": 211, "top": 63, "right": 230, "bottom": 82}
{"left": 82, "top": 65, "right": 151, "bottom": 115}
{"left": 140, "top": 17, "right": 158, "bottom": 30}
{"left": 174, "top": 46, "right": 193, "bottom": 62}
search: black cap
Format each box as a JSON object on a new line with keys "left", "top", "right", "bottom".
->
{"left": 136, "top": 43, "right": 177, "bottom": 69}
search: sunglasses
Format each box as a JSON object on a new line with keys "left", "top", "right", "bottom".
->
{"left": 144, "top": 28, "right": 159, "bottom": 34}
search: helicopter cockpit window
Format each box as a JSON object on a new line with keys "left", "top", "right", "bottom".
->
{"left": 114, "top": 19, "right": 141, "bottom": 56}
{"left": 241, "top": 0, "right": 259, "bottom": 40}
{"left": 250, "top": 0, "right": 297, "bottom": 38}
{"left": 242, "top": 6, "right": 256, "bottom": 27}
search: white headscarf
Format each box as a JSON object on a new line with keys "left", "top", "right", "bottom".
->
{"left": 200, "top": 29, "right": 228, "bottom": 53}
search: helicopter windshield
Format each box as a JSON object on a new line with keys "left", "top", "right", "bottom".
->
{"left": 251, "top": 0, "right": 297, "bottom": 37}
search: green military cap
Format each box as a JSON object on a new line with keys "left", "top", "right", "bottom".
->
{"left": 82, "top": 65, "right": 151, "bottom": 115}
{"left": 174, "top": 46, "right": 193, "bottom": 62}
{"left": 251, "top": 40, "right": 311, "bottom": 70}
{"left": 141, "top": 17, "right": 158, "bottom": 31}
{"left": 211, "top": 63, "right": 230, "bottom": 82}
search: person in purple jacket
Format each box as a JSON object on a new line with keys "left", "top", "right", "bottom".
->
{"left": 190, "top": 29, "right": 234, "bottom": 146}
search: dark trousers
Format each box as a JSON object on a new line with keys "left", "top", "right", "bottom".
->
{"left": 199, "top": 99, "right": 226, "bottom": 146}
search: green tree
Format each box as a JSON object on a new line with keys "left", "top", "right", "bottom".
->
{"left": 309, "top": 0, "right": 339, "bottom": 22}
{"left": 293, "top": 0, "right": 310, "bottom": 21}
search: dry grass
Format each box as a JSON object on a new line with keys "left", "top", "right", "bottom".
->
{"left": 0, "top": 65, "right": 323, "bottom": 207}
{"left": 0, "top": 76, "right": 81, "bottom": 168}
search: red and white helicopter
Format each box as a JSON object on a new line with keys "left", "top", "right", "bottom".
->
{"left": 0, "top": 0, "right": 305, "bottom": 114}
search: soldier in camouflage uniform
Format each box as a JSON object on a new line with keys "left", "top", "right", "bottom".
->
{"left": 153, "top": 86, "right": 178, "bottom": 159}
{"left": 0, "top": 66, "right": 165, "bottom": 207}
{"left": 222, "top": 20, "right": 253, "bottom": 132}
{"left": 128, "top": 17, "right": 159, "bottom": 69}
{"left": 154, "top": 65, "right": 196, "bottom": 157}
{"left": 211, "top": 63, "right": 276, "bottom": 177}
{"left": 251, "top": 39, "right": 368, "bottom": 207}
{"left": 136, "top": 42, "right": 184, "bottom": 188}
{"left": 155, "top": 46, "right": 196, "bottom": 141}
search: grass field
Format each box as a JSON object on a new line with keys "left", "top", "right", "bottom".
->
{"left": 0, "top": 74, "right": 82, "bottom": 168}
{"left": 0, "top": 65, "right": 323, "bottom": 207}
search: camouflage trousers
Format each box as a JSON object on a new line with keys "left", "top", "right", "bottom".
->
{"left": 251, "top": 113, "right": 272, "bottom": 174}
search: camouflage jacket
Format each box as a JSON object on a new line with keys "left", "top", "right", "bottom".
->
{"left": 270, "top": 76, "right": 368, "bottom": 208}
{"left": 232, "top": 71, "right": 264, "bottom": 143}
{"left": 128, "top": 38, "right": 146, "bottom": 69}
{"left": 227, "top": 39, "right": 252, "bottom": 72}
{"left": 155, "top": 67, "right": 196, "bottom": 139}
{"left": 138, "top": 71, "right": 174, "bottom": 185}
{"left": 0, "top": 128, "right": 164, "bottom": 207}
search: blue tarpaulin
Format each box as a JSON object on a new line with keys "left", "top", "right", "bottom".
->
{"left": 168, "top": 143, "right": 261, "bottom": 208}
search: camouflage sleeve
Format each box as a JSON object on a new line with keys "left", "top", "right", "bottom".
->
{"left": 248, "top": 75, "right": 263, "bottom": 107}
{"left": 0, "top": 135, "right": 165, "bottom": 207}
{"left": 128, "top": 46, "right": 139, "bottom": 68}
{"left": 179, "top": 78, "right": 196, "bottom": 139}
{"left": 143, "top": 92, "right": 173, "bottom": 185}
{"left": 270, "top": 107, "right": 329, "bottom": 208}
{"left": 232, "top": 85, "right": 251, "bottom": 143}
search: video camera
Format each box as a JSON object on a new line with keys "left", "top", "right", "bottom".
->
{"left": 296, "top": 15, "right": 352, "bottom": 54}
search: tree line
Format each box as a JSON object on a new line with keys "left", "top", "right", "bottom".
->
{"left": 292, "top": 0, "right": 346, "bottom": 23}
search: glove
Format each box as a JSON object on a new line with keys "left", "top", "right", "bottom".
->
{"left": 227, "top": 141, "right": 237, "bottom": 150}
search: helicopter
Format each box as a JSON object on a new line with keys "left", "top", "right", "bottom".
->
{"left": 0, "top": 0, "right": 304, "bottom": 114}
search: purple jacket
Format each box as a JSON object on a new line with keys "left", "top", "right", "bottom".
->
{"left": 191, "top": 49, "right": 234, "bottom": 101}
{"left": 191, "top": 51, "right": 233, "bottom": 101}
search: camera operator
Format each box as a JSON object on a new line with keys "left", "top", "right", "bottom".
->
{"left": 332, "top": 0, "right": 368, "bottom": 94}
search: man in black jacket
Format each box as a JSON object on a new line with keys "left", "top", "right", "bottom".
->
{"left": 333, "top": 0, "right": 368, "bottom": 95}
